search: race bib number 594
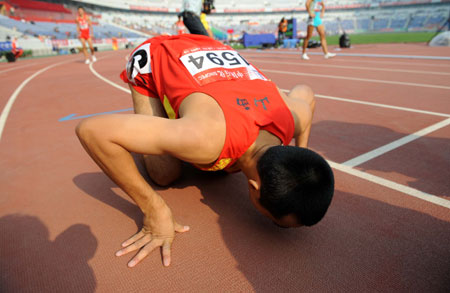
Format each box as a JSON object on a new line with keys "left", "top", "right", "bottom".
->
{"left": 179, "top": 49, "right": 267, "bottom": 86}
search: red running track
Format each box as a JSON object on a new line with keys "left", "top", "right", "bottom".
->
{"left": 1, "top": 43, "right": 449, "bottom": 292}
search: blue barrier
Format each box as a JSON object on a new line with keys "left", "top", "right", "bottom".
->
{"left": 242, "top": 33, "right": 276, "bottom": 48}
{"left": 0, "top": 41, "right": 13, "bottom": 52}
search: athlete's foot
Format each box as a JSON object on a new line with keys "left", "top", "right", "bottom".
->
{"left": 91, "top": 55, "right": 97, "bottom": 62}
{"left": 324, "top": 52, "right": 336, "bottom": 59}
{"left": 301, "top": 53, "right": 310, "bottom": 60}
{"left": 85, "top": 59, "right": 91, "bottom": 64}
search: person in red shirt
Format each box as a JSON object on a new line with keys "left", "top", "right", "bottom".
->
{"left": 76, "top": 6, "right": 96, "bottom": 64}
{"left": 11, "top": 38, "right": 23, "bottom": 59}
{"left": 76, "top": 34, "right": 334, "bottom": 268}
{"left": 175, "top": 15, "right": 186, "bottom": 35}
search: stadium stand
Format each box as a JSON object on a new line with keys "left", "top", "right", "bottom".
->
{"left": 0, "top": 0, "right": 449, "bottom": 57}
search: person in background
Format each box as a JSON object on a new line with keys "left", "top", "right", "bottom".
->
{"left": 175, "top": 15, "right": 186, "bottom": 35}
{"left": 278, "top": 17, "right": 288, "bottom": 46}
{"left": 180, "top": 0, "right": 208, "bottom": 36}
{"left": 76, "top": 6, "right": 96, "bottom": 64}
{"left": 301, "top": 0, "right": 336, "bottom": 60}
{"left": 200, "top": 0, "right": 214, "bottom": 38}
{"left": 11, "top": 37, "right": 23, "bottom": 59}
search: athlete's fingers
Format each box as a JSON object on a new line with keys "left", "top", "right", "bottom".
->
{"left": 174, "top": 222, "right": 190, "bottom": 233}
{"left": 162, "top": 241, "right": 172, "bottom": 267}
{"left": 127, "top": 239, "right": 162, "bottom": 268}
{"left": 121, "top": 230, "right": 146, "bottom": 247}
{"left": 116, "top": 234, "right": 152, "bottom": 257}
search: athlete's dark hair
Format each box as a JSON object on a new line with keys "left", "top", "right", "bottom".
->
{"left": 257, "top": 146, "right": 334, "bottom": 226}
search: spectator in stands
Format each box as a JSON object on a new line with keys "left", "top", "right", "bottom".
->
{"left": 180, "top": 0, "right": 208, "bottom": 36}
{"left": 175, "top": 15, "right": 186, "bottom": 35}
{"left": 278, "top": 17, "right": 288, "bottom": 46}
{"left": 76, "top": 6, "right": 96, "bottom": 64}
{"left": 301, "top": 0, "right": 335, "bottom": 60}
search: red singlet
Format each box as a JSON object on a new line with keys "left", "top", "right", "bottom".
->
{"left": 120, "top": 34, "right": 294, "bottom": 171}
{"left": 77, "top": 15, "right": 90, "bottom": 39}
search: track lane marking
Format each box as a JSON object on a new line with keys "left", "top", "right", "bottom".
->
{"left": 279, "top": 91, "right": 450, "bottom": 118}
{"left": 342, "top": 118, "right": 450, "bottom": 167}
{"left": 264, "top": 68, "right": 450, "bottom": 90}
{"left": 249, "top": 58, "right": 450, "bottom": 76}
{"left": 89, "top": 62, "right": 131, "bottom": 94}
{"left": 242, "top": 51, "right": 450, "bottom": 68}
{"left": 0, "top": 62, "right": 40, "bottom": 75}
{"left": 245, "top": 49, "right": 450, "bottom": 60}
{"left": 0, "top": 58, "right": 76, "bottom": 141}
{"left": 328, "top": 160, "right": 450, "bottom": 209}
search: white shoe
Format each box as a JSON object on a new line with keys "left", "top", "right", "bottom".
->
{"left": 302, "top": 53, "right": 310, "bottom": 60}
{"left": 85, "top": 59, "right": 90, "bottom": 64}
{"left": 324, "top": 52, "right": 336, "bottom": 59}
{"left": 91, "top": 56, "right": 97, "bottom": 62}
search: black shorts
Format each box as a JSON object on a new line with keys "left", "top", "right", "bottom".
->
{"left": 182, "top": 11, "right": 208, "bottom": 36}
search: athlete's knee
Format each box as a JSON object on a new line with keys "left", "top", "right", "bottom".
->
{"left": 76, "top": 117, "right": 105, "bottom": 147}
{"left": 290, "top": 84, "right": 315, "bottom": 102}
{"left": 289, "top": 85, "right": 315, "bottom": 109}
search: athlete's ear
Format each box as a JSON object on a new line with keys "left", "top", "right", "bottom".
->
{"left": 248, "top": 179, "right": 259, "bottom": 191}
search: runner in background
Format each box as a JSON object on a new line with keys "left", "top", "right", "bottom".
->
{"left": 301, "top": 0, "right": 336, "bottom": 60}
{"left": 76, "top": 6, "right": 96, "bottom": 64}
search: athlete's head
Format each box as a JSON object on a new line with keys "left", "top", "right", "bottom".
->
{"left": 249, "top": 146, "right": 334, "bottom": 228}
{"left": 78, "top": 6, "right": 85, "bottom": 16}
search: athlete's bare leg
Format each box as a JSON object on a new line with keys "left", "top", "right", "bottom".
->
{"left": 287, "top": 85, "right": 315, "bottom": 114}
{"left": 79, "top": 38, "right": 89, "bottom": 60}
{"left": 316, "top": 25, "right": 329, "bottom": 55}
{"left": 129, "top": 85, "right": 182, "bottom": 186}
{"left": 86, "top": 37, "right": 95, "bottom": 56}
{"left": 302, "top": 25, "right": 315, "bottom": 55}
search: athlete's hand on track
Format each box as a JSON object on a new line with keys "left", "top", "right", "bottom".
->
{"left": 115, "top": 204, "right": 189, "bottom": 267}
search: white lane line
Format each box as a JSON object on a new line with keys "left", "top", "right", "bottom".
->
{"left": 245, "top": 49, "right": 450, "bottom": 60}
{"left": 250, "top": 58, "right": 450, "bottom": 76}
{"left": 342, "top": 118, "right": 450, "bottom": 167}
{"left": 0, "top": 62, "right": 39, "bottom": 75}
{"left": 89, "top": 62, "right": 130, "bottom": 94}
{"left": 279, "top": 91, "right": 450, "bottom": 118}
{"left": 243, "top": 52, "right": 450, "bottom": 68}
{"left": 0, "top": 59, "right": 75, "bottom": 141}
{"left": 264, "top": 68, "right": 450, "bottom": 90}
{"left": 328, "top": 160, "right": 450, "bottom": 209}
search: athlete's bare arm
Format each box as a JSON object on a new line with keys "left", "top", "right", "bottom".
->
{"left": 306, "top": 0, "right": 314, "bottom": 18}
{"left": 279, "top": 85, "right": 315, "bottom": 147}
{"left": 87, "top": 15, "right": 92, "bottom": 34}
{"left": 76, "top": 21, "right": 80, "bottom": 36}
{"left": 76, "top": 92, "right": 225, "bottom": 267}
{"left": 320, "top": 1, "right": 325, "bottom": 18}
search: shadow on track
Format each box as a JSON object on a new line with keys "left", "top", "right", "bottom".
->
{"left": 0, "top": 215, "right": 97, "bottom": 292}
